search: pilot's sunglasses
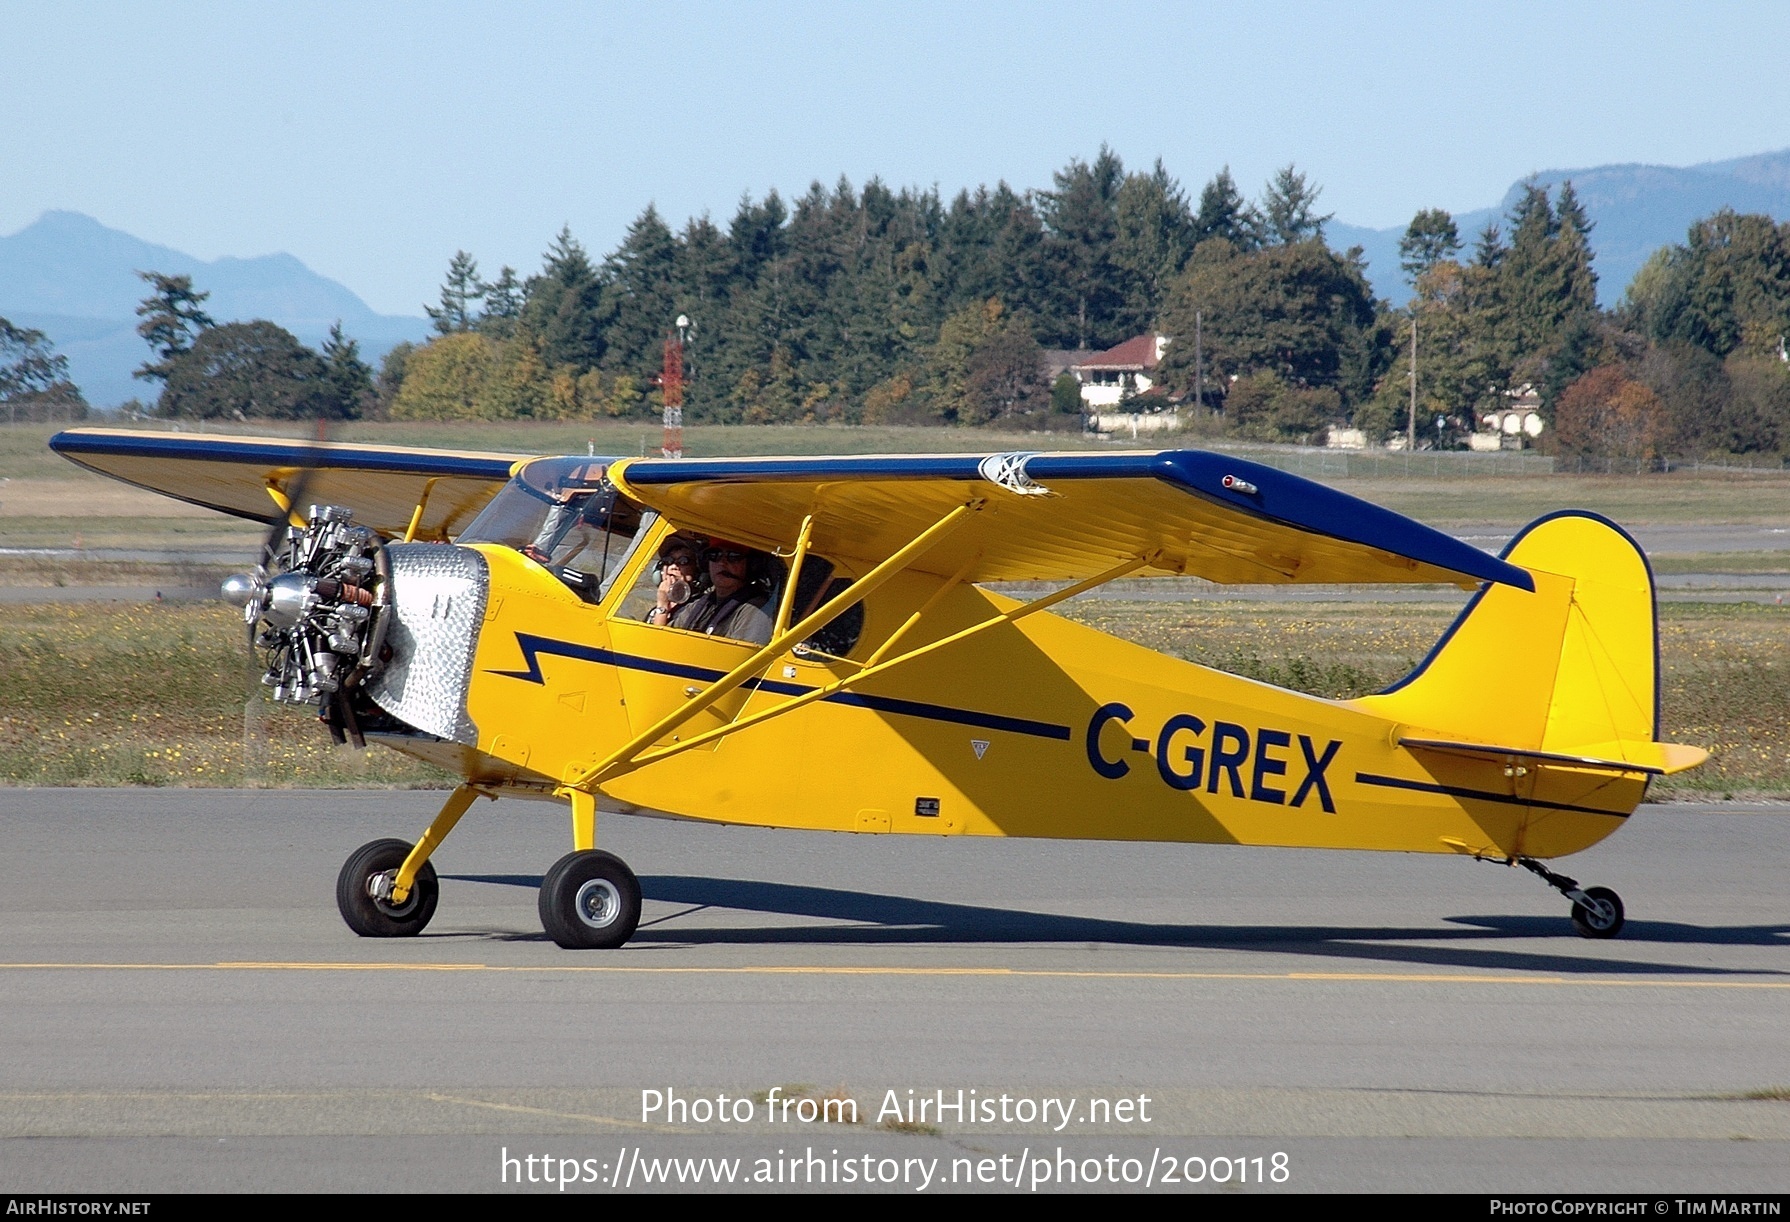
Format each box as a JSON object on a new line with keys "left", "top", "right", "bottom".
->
{"left": 705, "top": 549, "right": 750, "bottom": 563}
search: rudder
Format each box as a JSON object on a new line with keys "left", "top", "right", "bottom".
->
{"left": 1353, "top": 511, "right": 1658, "bottom": 755}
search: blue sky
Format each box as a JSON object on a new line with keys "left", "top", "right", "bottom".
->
{"left": 6, "top": 0, "right": 1790, "bottom": 315}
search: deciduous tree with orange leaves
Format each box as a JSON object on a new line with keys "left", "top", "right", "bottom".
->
{"left": 1552, "top": 366, "right": 1667, "bottom": 461}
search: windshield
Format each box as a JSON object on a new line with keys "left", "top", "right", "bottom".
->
{"left": 459, "top": 456, "right": 642, "bottom": 585}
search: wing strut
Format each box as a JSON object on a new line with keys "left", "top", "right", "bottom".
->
{"left": 577, "top": 549, "right": 1153, "bottom": 790}
{"left": 771, "top": 513, "right": 815, "bottom": 638}
{"left": 557, "top": 499, "right": 985, "bottom": 796}
{"left": 264, "top": 473, "right": 308, "bottom": 529}
{"left": 402, "top": 478, "right": 443, "bottom": 543}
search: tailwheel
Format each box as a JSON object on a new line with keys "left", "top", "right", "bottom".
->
{"left": 337, "top": 838, "right": 438, "bottom": 937}
{"left": 539, "top": 850, "right": 641, "bottom": 949}
{"left": 1516, "top": 857, "right": 1625, "bottom": 940}
{"left": 1570, "top": 885, "right": 1625, "bottom": 940}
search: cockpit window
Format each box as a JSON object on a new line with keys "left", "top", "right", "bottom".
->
{"left": 458, "top": 457, "right": 643, "bottom": 594}
{"left": 787, "top": 556, "right": 864, "bottom": 658}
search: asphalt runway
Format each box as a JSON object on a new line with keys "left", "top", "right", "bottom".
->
{"left": 2, "top": 789, "right": 1788, "bottom": 1194}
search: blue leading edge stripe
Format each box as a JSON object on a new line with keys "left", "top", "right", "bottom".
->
{"left": 489, "top": 632, "right": 1073, "bottom": 742}
{"left": 48, "top": 430, "right": 518, "bottom": 481}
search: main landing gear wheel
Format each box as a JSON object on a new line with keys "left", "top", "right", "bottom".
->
{"left": 1570, "top": 885, "right": 1625, "bottom": 939}
{"left": 337, "top": 838, "right": 439, "bottom": 938}
{"left": 539, "top": 850, "right": 641, "bottom": 949}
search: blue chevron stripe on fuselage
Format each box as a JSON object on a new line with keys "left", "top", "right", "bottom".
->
{"left": 489, "top": 632, "right": 1072, "bottom": 742}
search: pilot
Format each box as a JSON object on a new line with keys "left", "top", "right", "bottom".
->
{"left": 644, "top": 535, "right": 707, "bottom": 625}
{"left": 669, "top": 540, "right": 775, "bottom": 645}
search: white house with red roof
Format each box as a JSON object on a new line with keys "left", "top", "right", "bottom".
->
{"left": 1069, "top": 333, "right": 1169, "bottom": 409}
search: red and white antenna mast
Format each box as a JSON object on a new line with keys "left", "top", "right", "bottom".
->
{"left": 660, "top": 314, "right": 688, "bottom": 459}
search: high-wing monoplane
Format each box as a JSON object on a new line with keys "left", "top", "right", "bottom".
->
{"left": 51, "top": 428, "right": 1707, "bottom": 947}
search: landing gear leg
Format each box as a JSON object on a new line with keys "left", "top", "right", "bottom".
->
{"left": 336, "top": 784, "right": 480, "bottom": 938}
{"left": 1516, "top": 857, "right": 1625, "bottom": 939}
{"left": 539, "top": 787, "right": 641, "bottom": 949}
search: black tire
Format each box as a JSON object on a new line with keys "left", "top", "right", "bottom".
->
{"left": 337, "top": 838, "right": 439, "bottom": 937}
{"left": 538, "top": 850, "right": 641, "bottom": 949}
{"left": 1571, "top": 885, "right": 1625, "bottom": 939}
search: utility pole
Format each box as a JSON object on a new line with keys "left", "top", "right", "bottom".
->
{"left": 661, "top": 314, "right": 688, "bottom": 460}
{"left": 1407, "top": 311, "right": 1418, "bottom": 451}
{"left": 1194, "top": 310, "right": 1204, "bottom": 414}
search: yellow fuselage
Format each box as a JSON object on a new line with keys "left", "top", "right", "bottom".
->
{"left": 379, "top": 527, "right": 1641, "bottom": 864}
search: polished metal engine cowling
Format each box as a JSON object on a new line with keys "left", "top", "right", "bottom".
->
{"left": 224, "top": 506, "right": 489, "bottom": 747}
{"left": 362, "top": 544, "right": 487, "bottom": 745}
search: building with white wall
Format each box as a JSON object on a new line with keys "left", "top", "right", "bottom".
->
{"left": 1070, "top": 334, "right": 1169, "bottom": 409}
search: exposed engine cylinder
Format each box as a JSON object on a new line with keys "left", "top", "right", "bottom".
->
{"left": 223, "top": 504, "right": 390, "bottom": 707}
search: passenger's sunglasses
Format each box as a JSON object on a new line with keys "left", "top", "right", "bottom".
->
{"left": 663, "top": 553, "right": 698, "bottom": 568}
{"left": 705, "top": 549, "right": 750, "bottom": 563}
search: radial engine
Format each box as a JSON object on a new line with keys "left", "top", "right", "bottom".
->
{"left": 222, "top": 504, "right": 391, "bottom": 741}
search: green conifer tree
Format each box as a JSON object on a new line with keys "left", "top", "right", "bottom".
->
{"left": 320, "top": 322, "right": 374, "bottom": 419}
{"left": 1399, "top": 209, "right": 1463, "bottom": 284}
{"left": 1260, "top": 165, "right": 1331, "bottom": 246}
{"left": 426, "top": 251, "right": 485, "bottom": 335}
{"left": 1192, "top": 168, "right": 1261, "bottom": 251}
{"left": 525, "top": 228, "right": 606, "bottom": 371}
{"left": 134, "top": 272, "right": 215, "bottom": 383}
{"left": 1039, "top": 147, "right": 1125, "bottom": 348}
{"left": 478, "top": 267, "right": 524, "bottom": 338}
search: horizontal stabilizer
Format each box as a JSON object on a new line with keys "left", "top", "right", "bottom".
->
{"left": 1401, "top": 736, "right": 1709, "bottom": 777}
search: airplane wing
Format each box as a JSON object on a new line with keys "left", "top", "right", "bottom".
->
{"left": 49, "top": 428, "right": 525, "bottom": 541}
{"left": 607, "top": 450, "right": 1534, "bottom": 590}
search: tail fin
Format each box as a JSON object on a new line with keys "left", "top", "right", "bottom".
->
{"left": 1354, "top": 511, "right": 1702, "bottom": 774}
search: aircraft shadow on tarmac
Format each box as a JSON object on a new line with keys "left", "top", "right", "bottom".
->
{"left": 439, "top": 873, "right": 1789, "bottom": 977}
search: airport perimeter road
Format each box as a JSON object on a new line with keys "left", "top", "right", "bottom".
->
{"left": 2, "top": 789, "right": 1788, "bottom": 1194}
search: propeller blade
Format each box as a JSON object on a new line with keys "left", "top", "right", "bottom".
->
{"left": 258, "top": 418, "right": 333, "bottom": 572}
{"left": 243, "top": 418, "right": 332, "bottom": 784}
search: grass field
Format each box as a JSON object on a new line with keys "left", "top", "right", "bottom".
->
{"left": 0, "top": 603, "right": 449, "bottom": 789}
{"left": 1, "top": 598, "right": 1781, "bottom": 798}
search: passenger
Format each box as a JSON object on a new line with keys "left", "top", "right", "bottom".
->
{"left": 643, "top": 536, "right": 706, "bottom": 626}
{"left": 669, "top": 540, "right": 775, "bottom": 645}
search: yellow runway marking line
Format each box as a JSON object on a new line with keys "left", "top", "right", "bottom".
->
{"left": 0, "top": 962, "right": 1785, "bottom": 988}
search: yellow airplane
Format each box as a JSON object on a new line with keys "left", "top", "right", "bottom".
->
{"left": 52, "top": 428, "right": 1707, "bottom": 948}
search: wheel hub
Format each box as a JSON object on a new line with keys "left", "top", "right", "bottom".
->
{"left": 367, "top": 870, "right": 420, "bottom": 917}
{"left": 575, "top": 878, "right": 621, "bottom": 929}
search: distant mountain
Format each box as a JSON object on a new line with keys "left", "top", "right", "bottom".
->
{"left": 1333, "top": 147, "right": 1790, "bottom": 308}
{"left": 0, "top": 211, "right": 429, "bottom": 408}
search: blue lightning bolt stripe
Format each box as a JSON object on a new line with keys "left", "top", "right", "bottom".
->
{"left": 490, "top": 632, "right": 1072, "bottom": 742}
